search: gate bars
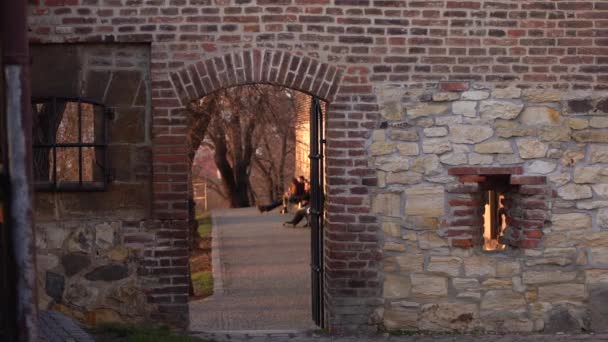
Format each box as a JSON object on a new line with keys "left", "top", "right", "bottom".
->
{"left": 309, "top": 96, "right": 325, "bottom": 328}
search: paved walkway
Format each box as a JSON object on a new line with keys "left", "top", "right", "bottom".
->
{"left": 189, "top": 207, "right": 315, "bottom": 332}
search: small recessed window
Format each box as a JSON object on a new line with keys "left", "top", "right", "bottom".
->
{"left": 32, "top": 97, "right": 111, "bottom": 191}
{"left": 483, "top": 190, "right": 507, "bottom": 251}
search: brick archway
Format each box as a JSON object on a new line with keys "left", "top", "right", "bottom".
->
{"left": 148, "top": 49, "right": 343, "bottom": 327}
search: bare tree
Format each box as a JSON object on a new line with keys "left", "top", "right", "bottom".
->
{"left": 188, "top": 85, "right": 299, "bottom": 208}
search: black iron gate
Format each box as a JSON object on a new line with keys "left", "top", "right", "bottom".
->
{"left": 309, "top": 97, "right": 325, "bottom": 327}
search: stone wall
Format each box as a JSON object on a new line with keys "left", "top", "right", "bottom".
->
{"left": 31, "top": 44, "right": 156, "bottom": 325}
{"left": 376, "top": 83, "right": 608, "bottom": 333}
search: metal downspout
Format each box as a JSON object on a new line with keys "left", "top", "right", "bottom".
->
{"left": 2, "top": 0, "right": 39, "bottom": 340}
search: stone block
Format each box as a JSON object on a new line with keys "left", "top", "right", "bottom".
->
{"left": 407, "top": 103, "right": 450, "bottom": 118}
{"left": 551, "top": 213, "right": 592, "bottom": 231}
{"left": 520, "top": 106, "right": 561, "bottom": 126}
{"left": 572, "top": 130, "right": 608, "bottom": 143}
{"left": 370, "top": 142, "right": 397, "bottom": 156}
{"left": 593, "top": 184, "right": 608, "bottom": 197}
{"left": 493, "top": 87, "right": 522, "bottom": 99}
{"left": 590, "top": 117, "right": 608, "bottom": 129}
{"left": 410, "top": 155, "right": 440, "bottom": 175}
{"left": 65, "top": 282, "right": 99, "bottom": 308}
{"left": 522, "top": 270, "right": 578, "bottom": 285}
{"left": 382, "top": 222, "right": 401, "bottom": 238}
{"left": 528, "top": 160, "right": 556, "bottom": 174}
{"left": 474, "top": 140, "right": 513, "bottom": 154}
{"left": 383, "top": 307, "right": 418, "bottom": 330}
{"left": 574, "top": 166, "right": 608, "bottom": 184}
{"left": 395, "top": 253, "right": 425, "bottom": 273}
{"left": 599, "top": 208, "right": 608, "bottom": 229}
{"left": 418, "top": 303, "right": 480, "bottom": 332}
{"left": 45, "top": 271, "right": 65, "bottom": 302}
{"left": 557, "top": 184, "right": 592, "bottom": 200}
{"left": 590, "top": 247, "right": 608, "bottom": 265}
{"left": 61, "top": 253, "right": 92, "bottom": 277}
{"left": 522, "top": 88, "right": 562, "bottom": 102}
{"left": 496, "top": 260, "right": 521, "bottom": 277}
{"left": 384, "top": 242, "right": 405, "bottom": 252}
{"left": 386, "top": 171, "right": 423, "bottom": 185}
{"left": 374, "top": 155, "right": 410, "bottom": 172}
{"left": 422, "top": 138, "right": 452, "bottom": 154}
{"left": 396, "top": 143, "right": 420, "bottom": 156}
{"left": 496, "top": 121, "right": 537, "bottom": 138}
{"left": 449, "top": 125, "right": 493, "bottom": 144}
{"left": 95, "top": 222, "right": 118, "bottom": 251}
{"left": 403, "top": 216, "right": 440, "bottom": 230}
{"left": 432, "top": 92, "right": 460, "bottom": 102}
{"left": 568, "top": 118, "right": 589, "bottom": 130}
{"left": 516, "top": 138, "right": 548, "bottom": 159}
{"left": 390, "top": 129, "right": 419, "bottom": 141}
{"left": 462, "top": 90, "right": 489, "bottom": 101}
{"left": 372, "top": 193, "right": 401, "bottom": 217}
{"left": 405, "top": 186, "right": 445, "bottom": 217}
{"left": 481, "top": 290, "right": 526, "bottom": 312}
{"left": 384, "top": 274, "right": 411, "bottom": 299}
{"left": 464, "top": 256, "right": 496, "bottom": 277}
{"left": 376, "top": 84, "right": 405, "bottom": 120}
{"left": 538, "top": 284, "right": 586, "bottom": 303}
{"left": 440, "top": 153, "right": 468, "bottom": 165}
{"left": 423, "top": 127, "right": 448, "bottom": 137}
{"left": 479, "top": 100, "right": 524, "bottom": 120}
{"left": 427, "top": 256, "right": 462, "bottom": 276}
{"left": 481, "top": 278, "right": 512, "bottom": 290}
{"left": 452, "top": 101, "right": 477, "bottom": 117}
{"left": 453, "top": 278, "right": 480, "bottom": 290}
{"left": 67, "top": 227, "right": 94, "bottom": 253}
{"left": 85, "top": 264, "right": 130, "bottom": 282}
{"left": 590, "top": 145, "right": 608, "bottom": 164}
{"left": 469, "top": 153, "right": 493, "bottom": 165}
{"left": 411, "top": 274, "right": 448, "bottom": 298}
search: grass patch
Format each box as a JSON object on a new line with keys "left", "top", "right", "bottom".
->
{"left": 91, "top": 323, "right": 211, "bottom": 342}
{"left": 191, "top": 270, "right": 213, "bottom": 297}
{"left": 196, "top": 212, "right": 212, "bottom": 239}
{"left": 191, "top": 212, "right": 213, "bottom": 298}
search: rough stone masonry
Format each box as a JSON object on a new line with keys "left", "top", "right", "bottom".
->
{"left": 26, "top": 0, "right": 608, "bottom": 335}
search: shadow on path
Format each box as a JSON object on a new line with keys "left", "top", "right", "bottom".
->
{"left": 189, "top": 207, "right": 315, "bottom": 331}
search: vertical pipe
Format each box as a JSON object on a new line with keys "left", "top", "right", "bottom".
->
{"left": 2, "top": 0, "right": 39, "bottom": 341}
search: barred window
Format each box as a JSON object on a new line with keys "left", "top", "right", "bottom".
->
{"left": 32, "top": 97, "right": 111, "bottom": 191}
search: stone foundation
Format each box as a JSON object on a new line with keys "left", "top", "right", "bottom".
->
{"left": 376, "top": 84, "right": 608, "bottom": 333}
{"left": 36, "top": 219, "right": 156, "bottom": 325}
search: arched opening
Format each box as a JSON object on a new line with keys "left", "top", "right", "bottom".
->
{"left": 150, "top": 49, "right": 342, "bottom": 330}
{"left": 185, "top": 84, "right": 326, "bottom": 331}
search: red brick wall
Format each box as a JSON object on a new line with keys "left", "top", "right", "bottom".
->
{"left": 27, "top": 0, "right": 608, "bottom": 333}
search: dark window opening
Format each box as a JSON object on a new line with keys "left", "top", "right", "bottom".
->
{"left": 32, "top": 97, "right": 111, "bottom": 191}
{"left": 479, "top": 174, "right": 511, "bottom": 252}
{"left": 483, "top": 190, "right": 507, "bottom": 251}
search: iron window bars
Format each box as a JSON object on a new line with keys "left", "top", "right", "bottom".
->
{"left": 31, "top": 97, "right": 112, "bottom": 191}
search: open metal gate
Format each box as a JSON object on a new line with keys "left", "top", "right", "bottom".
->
{"left": 309, "top": 97, "right": 325, "bottom": 327}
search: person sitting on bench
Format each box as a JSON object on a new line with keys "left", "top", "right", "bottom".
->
{"left": 283, "top": 205, "right": 310, "bottom": 228}
{"left": 257, "top": 177, "right": 304, "bottom": 213}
